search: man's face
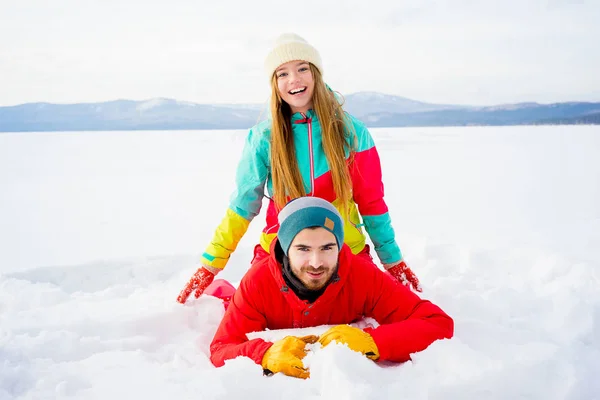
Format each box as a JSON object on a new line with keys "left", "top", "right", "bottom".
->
{"left": 287, "top": 227, "right": 339, "bottom": 291}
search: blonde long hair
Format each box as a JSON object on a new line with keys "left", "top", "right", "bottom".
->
{"left": 269, "top": 64, "right": 356, "bottom": 211}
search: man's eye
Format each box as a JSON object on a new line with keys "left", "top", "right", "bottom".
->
{"left": 322, "top": 246, "right": 333, "bottom": 251}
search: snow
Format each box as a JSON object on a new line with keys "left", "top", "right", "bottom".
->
{"left": 1, "top": 125, "right": 599, "bottom": 399}
{"left": 135, "top": 98, "right": 172, "bottom": 111}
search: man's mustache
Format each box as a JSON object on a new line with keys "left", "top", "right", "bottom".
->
{"left": 302, "top": 267, "right": 326, "bottom": 273}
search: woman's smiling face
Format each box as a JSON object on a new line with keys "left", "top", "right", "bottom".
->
{"left": 275, "top": 60, "right": 315, "bottom": 114}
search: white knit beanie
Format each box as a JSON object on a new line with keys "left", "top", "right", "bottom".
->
{"left": 264, "top": 33, "right": 323, "bottom": 79}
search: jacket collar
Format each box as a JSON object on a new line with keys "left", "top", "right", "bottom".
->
{"left": 291, "top": 109, "right": 316, "bottom": 123}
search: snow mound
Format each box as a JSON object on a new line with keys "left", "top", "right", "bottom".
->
{"left": 1, "top": 240, "right": 598, "bottom": 399}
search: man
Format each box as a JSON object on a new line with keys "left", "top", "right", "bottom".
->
{"left": 210, "top": 197, "right": 453, "bottom": 379}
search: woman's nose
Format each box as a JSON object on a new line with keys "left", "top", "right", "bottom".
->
{"left": 288, "top": 71, "right": 300, "bottom": 83}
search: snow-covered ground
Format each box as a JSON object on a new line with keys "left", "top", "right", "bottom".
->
{"left": 1, "top": 126, "right": 599, "bottom": 399}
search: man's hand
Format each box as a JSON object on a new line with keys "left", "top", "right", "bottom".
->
{"left": 261, "top": 335, "right": 319, "bottom": 379}
{"left": 384, "top": 260, "right": 422, "bottom": 292}
{"left": 318, "top": 324, "right": 379, "bottom": 360}
{"left": 176, "top": 266, "right": 216, "bottom": 304}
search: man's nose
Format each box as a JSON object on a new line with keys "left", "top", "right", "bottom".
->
{"left": 309, "top": 252, "right": 323, "bottom": 268}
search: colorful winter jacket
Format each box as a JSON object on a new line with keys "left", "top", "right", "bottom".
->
{"left": 201, "top": 110, "right": 401, "bottom": 270}
{"left": 210, "top": 241, "right": 454, "bottom": 366}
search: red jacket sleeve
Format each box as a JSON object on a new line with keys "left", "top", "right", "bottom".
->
{"left": 349, "top": 142, "right": 388, "bottom": 216}
{"left": 364, "top": 264, "right": 454, "bottom": 362}
{"left": 209, "top": 278, "right": 273, "bottom": 367}
{"left": 348, "top": 123, "right": 402, "bottom": 264}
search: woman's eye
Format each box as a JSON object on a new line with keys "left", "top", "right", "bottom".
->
{"left": 299, "top": 67, "right": 308, "bottom": 72}
{"left": 277, "top": 72, "right": 287, "bottom": 78}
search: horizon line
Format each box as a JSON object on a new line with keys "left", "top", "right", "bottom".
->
{"left": 2, "top": 91, "right": 600, "bottom": 109}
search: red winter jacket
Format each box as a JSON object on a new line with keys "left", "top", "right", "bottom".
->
{"left": 210, "top": 242, "right": 454, "bottom": 367}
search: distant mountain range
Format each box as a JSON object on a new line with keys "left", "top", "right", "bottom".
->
{"left": 1, "top": 92, "right": 599, "bottom": 132}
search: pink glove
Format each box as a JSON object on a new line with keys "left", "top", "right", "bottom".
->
{"left": 385, "top": 261, "right": 422, "bottom": 292}
{"left": 176, "top": 267, "right": 215, "bottom": 304}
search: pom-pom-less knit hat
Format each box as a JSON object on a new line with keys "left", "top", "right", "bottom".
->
{"left": 277, "top": 197, "right": 344, "bottom": 255}
{"left": 264, "top": 33, "right": 323, "bottom": 79}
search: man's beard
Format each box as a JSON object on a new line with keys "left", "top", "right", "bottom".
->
{"left": 295, "top": 262, "right": 338, "bottom": 290}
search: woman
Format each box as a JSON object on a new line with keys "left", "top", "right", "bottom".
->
{"left": 177, "top": 33, "right": 421, "bottom": 304}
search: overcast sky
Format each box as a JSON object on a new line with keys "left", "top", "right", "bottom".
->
{"left": 1, "top": 0, "right": 599, "bottom": 107}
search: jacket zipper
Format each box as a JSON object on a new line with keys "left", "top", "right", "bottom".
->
{"left": 300, "top": 112, "right": 315, "bottom": 196}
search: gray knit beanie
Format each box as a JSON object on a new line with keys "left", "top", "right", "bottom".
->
{"left": 277, "top": 197, "right": 344, "bottom": 255}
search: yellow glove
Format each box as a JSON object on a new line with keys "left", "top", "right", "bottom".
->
{"left": 318, "top": 325, "right": 380, "bottom": 360}
{"left": 261, "top": 335, "right": 319, "bottom": 379}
